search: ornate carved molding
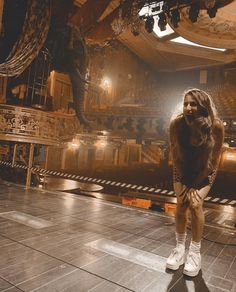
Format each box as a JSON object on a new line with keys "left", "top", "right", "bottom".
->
{"left": 173, "top": 1, "right": 236, "bottom": 49}
{"left": 0, "top": 105, "right": 80, "bottom": 145}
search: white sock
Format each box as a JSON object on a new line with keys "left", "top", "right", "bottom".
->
{"left": 189, "top": 240, "right": 201, "bottom": 254}
{"left": 176, "top": 232, "right": 187, "bottom": 248}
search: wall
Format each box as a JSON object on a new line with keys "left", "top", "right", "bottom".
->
{"left": 49, "top": 71, "right": 74, "bottom": 113}
{"left": 87, "top": 41, "right": 159, "bottom": 109}
{"left": 88, "top": 43, "right": 236, "bottom": 107}
{"left": 43, "top": 42, "right": 236, "bottom": 143}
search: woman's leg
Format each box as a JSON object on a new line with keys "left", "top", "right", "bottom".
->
{"left": 190, "top": 204, "right": 205, "bottom": 242}
{"left": 188, "top": 184, "right": 210, "bottom": 240}
{"left": 166, "top": 199, "right": 189, "bottom": 270}
{"left": 183, "top": 203, "right": 204, "bottom": 277}
{"left": 175, "top": 202, "right": 189, "bottom": 234}
{"left": 173, "top": 183, "right": 190, "bottom": 234}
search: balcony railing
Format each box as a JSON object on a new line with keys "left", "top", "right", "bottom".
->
{"left": 0, "top": 104, "right": 80, "bottom": 145}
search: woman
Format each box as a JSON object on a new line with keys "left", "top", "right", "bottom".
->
{"left": 166, "top": 88, "right": 224, "bottom": 277}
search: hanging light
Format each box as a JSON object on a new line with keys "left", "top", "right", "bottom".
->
{"left": 111, "top": 7, "right": 126, "bottom": 35}
{"left": 130, "top": 1, "right": 142, "bottom": 36}
{"left": 158, "top": 12, "right": 167, "bottom": 31}
{"left": 207, "top": 6, "right": 217, "bottom": 18}
{"left": 170, "top": 8, "right": 180, "bottom": 28}
{"left": 189, "top": 2, "right": 200, "bottom": 23}
{"left": 207, "top": 1, "right": 218, "bottom": 18}
{"left": 139, "top": 0, "right": 220, "bottom": 34}
{"left": 145, "top": 15, "right": 154, "bottom": 33}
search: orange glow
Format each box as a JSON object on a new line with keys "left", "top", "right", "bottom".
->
{"left": 224, "top": 152, "right": 236, "bottom": 161}
{"left": 101, "top": 77, "right": 112, "bottom": 95}
{"left": 95, "top": 139, "right": 107, "bottom": 148}
{"left": 102, "top": 77, "right": 111, "bottom": 88}
{"left": 68, "top": 139, "right": 80, "bottom": 149}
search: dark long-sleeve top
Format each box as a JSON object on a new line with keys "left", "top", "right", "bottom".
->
{"left": 169, "top": 115, "right": 224, "bottom": 189}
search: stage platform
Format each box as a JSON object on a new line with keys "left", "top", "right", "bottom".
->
{"left": 0, "top": 180, "right": 235, "bottom": 292}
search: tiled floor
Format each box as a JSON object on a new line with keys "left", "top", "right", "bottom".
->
{"left": 0, "top": 180, "right": 235, "bottom": 292}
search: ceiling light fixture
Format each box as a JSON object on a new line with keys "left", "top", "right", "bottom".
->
{"left": 188, "top": 2, "right": 200, "bottom": 23}
{"left": 158, "top": 12, "right": 167, "bottom": 31}
{"left": 145, "top": 15, "right": 155, "bottom": 33}
{"left": 139, "top": 0, "right": 221, "bottom": 32}
{"left": 170, "top": 8, "right": 180, "bottom": 28}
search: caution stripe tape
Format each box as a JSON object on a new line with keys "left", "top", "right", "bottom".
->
{"left": 0, "top": 160, "right": 235, "bottom": 207}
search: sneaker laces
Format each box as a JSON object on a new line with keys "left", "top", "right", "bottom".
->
{"left": 186, "top": 252, "right": 200, "bottom": 267}
{"left": 170, "top": 246, "right": 184, "bottom": 261}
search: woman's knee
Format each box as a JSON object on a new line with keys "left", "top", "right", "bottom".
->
{"left": 177, "top": 200, "right": 189, "bottom": 210}
{"left": 176, "top": 203, "right": 188, "bottom": 217}
{"left": 189, "top": 204, "right": 203, "bottom": 216}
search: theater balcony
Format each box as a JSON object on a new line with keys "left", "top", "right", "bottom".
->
{"left": 0, "top": 104, "right": 79, "bottom": 146}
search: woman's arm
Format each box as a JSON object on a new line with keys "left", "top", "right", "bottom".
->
{"left": 211, "top": 119, "right": 225, "bottom": 169}
{"left": 170, "top": 119, "right": 189, "bottom": 201}
{"left": 197, "top": 119, "right": 224, "bottom": 185}
{"left": 187, "top": 185, "right": 211, "bottom": 208}
{"left": 173, "top": 165, "right": 187, "bottom": 197}
{"left": 187, "top": 119, "right": 225, "bottom": 207}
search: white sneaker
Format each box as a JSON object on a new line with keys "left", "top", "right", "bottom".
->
{"left": 166, "top": 245, "right": 185, "bottom": 270}
{"left": 183, "top": 251, "right": 201, "bottom": 277}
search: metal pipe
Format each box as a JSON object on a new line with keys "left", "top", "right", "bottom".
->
{"left": 26, "top": 143, "right": 34, "bottom": 187}
{"left": 12, "top": 143, "right": 18, "bottom": 167}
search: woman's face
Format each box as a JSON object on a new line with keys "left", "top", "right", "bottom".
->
{"left": 183, "top": 94, "right": 199, "bottom": 125}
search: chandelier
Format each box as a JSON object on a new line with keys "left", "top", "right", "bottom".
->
{"left": 111, "top": 6, "right": 128, "bottom": 35}
{"left": 111, "top": 1, "right": 142, "bottom": 36}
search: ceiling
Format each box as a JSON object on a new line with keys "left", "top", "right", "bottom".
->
{"left": 74, "top": 0, "right": 236, "bottom": 72}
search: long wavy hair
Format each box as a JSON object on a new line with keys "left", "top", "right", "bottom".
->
{"left": 171, "top": 88, "right": 218, "bottom": 186}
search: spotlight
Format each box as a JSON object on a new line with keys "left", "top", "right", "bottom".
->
{"left": 158, "top": 12, "right": 167, "bottom": 31}
{"left": 170, "top": 8, "right": 180, "bottom": 28}
{"left": 207, "top": 5, "right": 217, "bottom": 18}
{"left": 132, "top": 29, "right": 140, "bottom": 36}
{"left": 145, "top": 15, "right": 154, "bottom": 33}
{"left": 189, "top": 2, "right": 200, "bottom": 23}
{"left": 152, "top": 6, "right": 160, "bottom": 13}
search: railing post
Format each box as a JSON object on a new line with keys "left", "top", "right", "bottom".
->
{"left": 26, "top": 143, "right": 34, "bottom": 188}
{"left": 45, "top": 145, "right": 49, "bottom": 170}
{"left": 12, "top": 143, "right": 18, "bottom": 166}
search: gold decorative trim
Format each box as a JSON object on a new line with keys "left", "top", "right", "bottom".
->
{"left": 0, "top": 105, "right": 80, "bottom": 145}
{"left": 173, "top": 2, "right": 236, "bottom": 49}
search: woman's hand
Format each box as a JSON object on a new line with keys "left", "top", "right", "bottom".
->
{"left": 178, "top": 185, "right": 211, "bottom": 208}
{"left": 178, "top": 186, "right": 190, "bottom": 205}
{"left": 187, "top": 188, "right": 203, "bottom": 208}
